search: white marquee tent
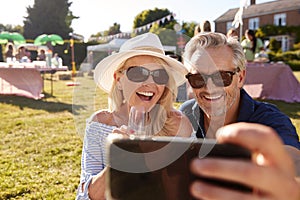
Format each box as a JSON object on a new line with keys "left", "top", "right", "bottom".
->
{"left": 86, "top": 38, "right": 177, "bottom": 69}
{"left": 87, "top": 38, "right": 176, "bottom": 53}
{"left": 87, "top": 38, "right": 128, "bottom": 53}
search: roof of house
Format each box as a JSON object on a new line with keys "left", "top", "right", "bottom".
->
{"left": 214, "top": 0, "right": 300, "bottom": 22}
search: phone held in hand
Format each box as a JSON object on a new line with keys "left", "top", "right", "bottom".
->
{"left": 105, "top": 135, "right": 252, "bottom": 200}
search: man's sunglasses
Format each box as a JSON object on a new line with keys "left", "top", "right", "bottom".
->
{"left": 125, "top": 66, "right": 169, "bottom": 85}
{"left": 185, "top": 69, "right": 240, "bottom": 88}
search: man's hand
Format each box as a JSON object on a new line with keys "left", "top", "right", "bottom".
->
{"left": 190, "top": 122, "right": 300, "bottom": 200}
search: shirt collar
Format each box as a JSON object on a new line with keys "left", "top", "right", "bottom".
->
{"left": 191, "top": 89, "right": 255, "bottom": 134}
{"left": 237, "top": 88, "right": 255, "bottom": 121}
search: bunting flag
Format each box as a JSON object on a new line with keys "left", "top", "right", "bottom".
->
{"left": 90, "top": 13, "right": 176, "bottom": 42}
{"left": 232, "top": 0, "right": 248, "bottom": 28}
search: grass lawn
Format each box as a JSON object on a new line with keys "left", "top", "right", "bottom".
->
{"left": 0, "top": 71, "right": 299, "bottom": 199}
{"left": 0, "top": 74, "right": 106, "bottom": 199}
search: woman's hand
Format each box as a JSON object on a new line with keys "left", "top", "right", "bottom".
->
{"left": 112, "top": 125, "right": 130, "bottom": 137}
{"left": 88, "top": 167, "right": 107, "bottom": 200}
{"left": 190, "top": 122, "right": 300, "bottom": 200}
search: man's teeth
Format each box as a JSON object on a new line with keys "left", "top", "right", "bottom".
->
{"left": 204, "top": 94, "right": 222, "bottom": 100}
{"left": 137, "top": 91, "right": 154, "bottom": 97}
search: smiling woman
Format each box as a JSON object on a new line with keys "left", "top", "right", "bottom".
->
{"left": 76, "top": 32, "right": 193, "bottom": 200}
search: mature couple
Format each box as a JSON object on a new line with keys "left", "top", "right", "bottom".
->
{"left": 77, "top": 32, "right": 300, "bottom": 200}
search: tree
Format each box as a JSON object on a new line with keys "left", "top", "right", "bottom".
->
{"left": 104, "top": 23, "right": 121, "bottom": 36}
{"left": 150, "top": 23, "right": 177, "bottom": 46}
{"left": 132, "top": 8, "right": 197, "bottom": 56}
{"left": 269, "top": 38, "right": 281, "bottom": 52}
{"left": 23, "top": 0, "right": 78, "bottom": 40}
{"left": 0, "top": 24, "right": 23, "bottom": 34}
{"left": 133, "top": 8, "right": 176, "bottom": 34}
{"left": 181, "top": 21, "right": 198, "bottom": 38}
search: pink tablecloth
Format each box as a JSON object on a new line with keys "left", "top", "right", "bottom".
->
{"left": 244, "top": 62, "right": 300, "bottom": 103}
{"left": 0, "top": 68, "right": 43, "bottom": 99}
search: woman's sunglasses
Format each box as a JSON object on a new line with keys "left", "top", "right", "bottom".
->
{"left": 185, "top": 69, "right": 240, "bottom": 88}
{"left": 125, "top": 66, "right": 169, "bottom": 85}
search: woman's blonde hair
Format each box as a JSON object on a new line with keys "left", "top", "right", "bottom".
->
{"left": 108, "top": 56, "right": 180, "bottom": 136}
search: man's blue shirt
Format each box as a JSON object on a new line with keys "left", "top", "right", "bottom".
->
{"left": 179, "top": 89, "right": 300, "bottom": 149}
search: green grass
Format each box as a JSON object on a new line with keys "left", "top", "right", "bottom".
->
{"left": 0, "top": 74, "right": 107, "bottom": 200}
{"left": 0, "top": 72, "right": 299, "bottom": 199}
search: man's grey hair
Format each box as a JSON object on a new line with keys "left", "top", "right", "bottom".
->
{"left": 183, "top": 32, "right": 246, "bottom": 71}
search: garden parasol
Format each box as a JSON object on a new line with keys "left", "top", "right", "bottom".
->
{"left": 34, "top": 34, "right": 64, "bottom": 46}
{"left": 0, "top": 31, "right": 26, "bottom": 45}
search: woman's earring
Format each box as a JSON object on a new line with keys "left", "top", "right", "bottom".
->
{"left": 117, "top": 81, "right": 122, "bottom": 90}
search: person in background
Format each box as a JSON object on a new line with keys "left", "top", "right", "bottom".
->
{"left": 180, "top": 32, "right": 300, "bottom": 199}
{"left": 4, "top": 43, "right": 15, "bottom": 62}
{"left": 194, "top": 24, "right": 201, "bottom": 36}
{"left": 37, "top": 49, "right": 46, "bottom": 61}
{"left": 76, "top": 33, "right": 193, "bottom": 200}
{"left": 241, "top": 29, "right": 264, "bottom": 62}
{"left": 0, "top": 44, "right": 3, "bottom": 62}
{"left": 51, "top": 53, "right": 63, "bottom": 68}
{"left": 194, "top": 20, "right": 212, "bottom": 36}
{"left": 25, "top": 48, "right": 31, "bottom": 61}
{"left": 226, "top": 28, "right": 239, "bottom": 39}
{"left": 200, "top": 20, "right": 211, "bottom": 33}
{"left": 15, "top": 46, "right": 30, "bottom": 62}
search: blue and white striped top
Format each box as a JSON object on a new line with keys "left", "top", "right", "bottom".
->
{"left": 76, "top": 116, "right": 116, "bottom": 200}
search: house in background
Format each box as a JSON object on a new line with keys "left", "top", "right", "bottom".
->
{"left": 214, "top": 0, "right": 300, "bottom": 51}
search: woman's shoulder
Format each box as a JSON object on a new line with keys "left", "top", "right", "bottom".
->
{"left": 90, "top": 109, "right": 115, "bottom": 125}
{"left": 85, "top": 110, "right": 117, "bottom": 137}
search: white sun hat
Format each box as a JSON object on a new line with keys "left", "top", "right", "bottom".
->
{"left": 94, "top": 32, "right": 188, "bottom": 93}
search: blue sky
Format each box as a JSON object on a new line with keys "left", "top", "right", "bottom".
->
{"left": 0, "top": 0, "right": 274, "bottom": 39}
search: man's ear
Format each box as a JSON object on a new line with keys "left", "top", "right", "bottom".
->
{"left": 238, "top": 69, "right": 246, "bottom": 89}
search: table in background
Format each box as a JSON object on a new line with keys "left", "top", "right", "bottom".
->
{"left": 244, "top": 62, "right": 300, "bottom": 103}
{"left": 0, "top": 68, "right": 43, "bottom": 99}
{"left": 0, "top": 62, "right": 68, "bottom": 99}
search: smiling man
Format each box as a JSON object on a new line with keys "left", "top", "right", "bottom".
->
{"left": 180, "top": 32, "right": 300, "bottom": 149}
{"left": 180, "top": 31, "right": 300, "bottom": 200}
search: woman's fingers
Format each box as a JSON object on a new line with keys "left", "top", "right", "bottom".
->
{"left": 112, "top": 125, "right": 129, "bottom": 136}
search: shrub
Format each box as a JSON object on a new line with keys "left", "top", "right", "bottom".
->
{"left": 281, "top": 51, "right": 300, "bottom": 61}
{"left": 286, "top": 60, "right": 300, "bottom": 71}
{"left": 293, "top": 42, "right": 300, "bottom": 50}
{"left": 267, "top": 50, "right": 300, "bottom": 71}
{"left": 269, "top": 38, "right": 281, "bottom": 52}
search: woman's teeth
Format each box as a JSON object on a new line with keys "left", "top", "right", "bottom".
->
{"left": 136, "top": 91, "right": 154, "bottom": 101}
{"left": 137, "top": 91, "right": 154, "bottom": 97}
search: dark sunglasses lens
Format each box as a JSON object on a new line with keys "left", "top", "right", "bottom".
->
{"left": 126, "top": 67, "right": 148, "bottom": 82}
{"left": 187, "top": 71, "right": 235, "bottom": 88}
{"left": 187, "top": 74, "right": 205, "bottom": 88}
{"left": 126, "top": 67, "right": 169, "bottom": 85}
{"left": 153, "top": 69, "right": 169, "bottom": 85}
{"left": 216, "top": 71, "right": 233, "bottom": 87}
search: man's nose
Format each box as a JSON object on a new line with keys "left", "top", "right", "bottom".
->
{"left": 205, "top": 77, "right": 215, "bottom": 89}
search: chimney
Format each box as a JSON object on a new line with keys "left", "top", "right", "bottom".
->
{"left": 250, "top": 0, "right": 256, "bottom": 5}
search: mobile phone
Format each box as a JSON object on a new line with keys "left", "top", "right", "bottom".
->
{"left": 105, "top": 135, "right": 252, "bottom": 200}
